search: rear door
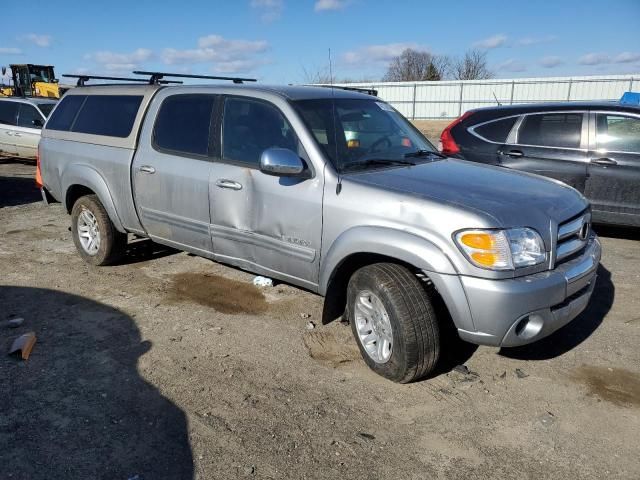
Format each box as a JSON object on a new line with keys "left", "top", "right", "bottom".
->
{"left": 132, "top": 92, "right": 216, "bottom": 254}
{"left": 0, "top": 101, "right": 18, "bottom": 156}
{"left": 499, "top": 111, "right": 588, "bottom": 192}
{"left": 585, "top": 111, "right": 640, "bottom": 226}
{"left": 466, "top": 115, "right": 519, "bottom": 164}
{"left": 14, "top": 103, "right": 44, "bottom": 158}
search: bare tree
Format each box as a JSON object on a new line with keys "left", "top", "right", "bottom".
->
{"left": 301, "top": 65, "right": 334, "bottom": 84}
{"left": 383, "top": 49, "right": 450, "bottom": 82}
{"left": 451, "top": 49, "right": 493, "bottom": 80}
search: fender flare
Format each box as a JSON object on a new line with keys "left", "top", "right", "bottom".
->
{"left": 319, "top": 226, "right": 457, "bottom": 295}
{"left": 61, "top": 164, "right": 126, "bottom": 233}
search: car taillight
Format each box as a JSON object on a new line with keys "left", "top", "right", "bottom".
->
{"left": 35, "top": 146, "right": 43, "bottom": 188}
{"left": 439, "top": 111, "right": 474, "bottom": 156}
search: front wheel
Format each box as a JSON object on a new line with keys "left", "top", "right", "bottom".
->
{"left": 346, "top": 263, "right": 440, "bottom": 383}
{"left": 71, "top": 194, "right": 127, "bottom": 266}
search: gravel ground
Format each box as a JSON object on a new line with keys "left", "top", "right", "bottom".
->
{"left": 1, "top": 158, "right": 639, "bottom": 480}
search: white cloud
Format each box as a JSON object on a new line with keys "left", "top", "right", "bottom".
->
{"left": 578, "top": 53, "right": 610, "bottom": 65}
{"left": 342, "top": 42, "right": 422, "bottom": 66}
{"left": 251, "top": 0, "right": 283, "bottom": 22}
{"left": 314, "top": 0, "right": 349, "bottom": 12}
{"left": 0, "top": 47, "right": 22, "bottom": 55}
{"left": 473, "top": 34, "right": 508, "bottom": 49}
{"left": 613, "top": 52, "right": 640, "bottom": 64}
{"left": 85, "top": 48, "right": 153, "bottom": 65}
{"left": 497, "top": 59, "right": 527, "bottom": 73}
{"left": 22, "top": 34, "right": 52, "bottom": 47}
{"left": 162, "top": 35, "right": 269, "bottom": 74}
{"left": 539, "top": 56, "right": 564, "bottom": 68}
{"left": 517, "top": 35, "right": 557, "bottom": 46}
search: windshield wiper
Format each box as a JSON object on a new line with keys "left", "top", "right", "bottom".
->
{"left": 404, "top": 149, "right": 447, "bottom": 159}
{"left": 342, "top": 159, "right": 416, "bottom": 172}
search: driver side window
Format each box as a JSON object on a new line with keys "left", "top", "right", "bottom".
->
{"left": 222, "top": 97, "right": 297, "bottom": 167}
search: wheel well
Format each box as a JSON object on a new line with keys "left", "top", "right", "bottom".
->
{"left": 65, "top": 185, "right": 94, "bottom": 213}
{"left": 322, "top": 252, "right": 429, "bottom": 325}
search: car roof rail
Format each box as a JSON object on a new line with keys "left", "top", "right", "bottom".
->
{"left": 132, "top": 70, "right": 258, "bottom": 85}
{"left": 308, "top": 85, "right": 378, "bottom": 96}
{"left": 62, "top": 74, "right": 183, "bottom": 87}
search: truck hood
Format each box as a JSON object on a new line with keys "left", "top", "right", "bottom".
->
{"left": 347, "top": 158, "right": 588, "bottom": 229}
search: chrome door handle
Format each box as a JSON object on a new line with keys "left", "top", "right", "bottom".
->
{"left": 502, "top": 149, "right": 523, "bottom": 158}
{"left": 139, "top": 165, "right": 156, "bottom": 174}
{"left": 5, "top": 131, "right": 13, "bottom": 136}
{"left": 13, "top": 132, "right": 22, "bottom": 137}
{"left": 590, "top": 157, "right": 617, "bottom": 166}
{"left": 215, "top": 179, "right": 243, "bottom": 190}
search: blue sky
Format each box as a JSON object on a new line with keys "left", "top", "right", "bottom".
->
{"left": 2, "top": 0, "right": 640, "bottom": 84}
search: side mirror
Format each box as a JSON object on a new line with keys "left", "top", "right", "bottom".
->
{"left": 32, "top": 119, "right": 44, "bottom": 128}
{"left": 260, "top": 147, "right": 307, "bottom": 177}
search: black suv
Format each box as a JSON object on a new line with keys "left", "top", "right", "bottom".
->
{"left": 440, "top": 101, "right": 640, "bottom": 227}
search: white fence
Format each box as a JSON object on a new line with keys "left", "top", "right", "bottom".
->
{"left": 336, "top": 74, "right": 639, "bottom": 119}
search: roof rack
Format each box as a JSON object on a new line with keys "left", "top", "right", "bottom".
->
{"left": 62, "top": 74, "right": 183, "bottom": 87}
{"left": 312, "top": 85, "right": 378, "bottom": 96}
{"left": 132, "top": 71, "right": 257, "bottom": 85}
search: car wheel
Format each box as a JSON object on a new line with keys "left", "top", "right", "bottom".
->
{"left": 346, "top": 263, "right": 440, "bottom": 383}
{"left": 71, "top": 194, "right": 126, "bottom": 266}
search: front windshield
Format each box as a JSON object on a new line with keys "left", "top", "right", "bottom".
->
{"left": 293, "top": 98, "right": 437, "bottom": 172}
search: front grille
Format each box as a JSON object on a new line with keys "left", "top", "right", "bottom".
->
{"left": 555, "top": 210, "right": 591, "bottom": 267}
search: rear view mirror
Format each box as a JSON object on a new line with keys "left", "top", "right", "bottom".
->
{"left": 260, "top": 148, "right": 307, "bottom": 177}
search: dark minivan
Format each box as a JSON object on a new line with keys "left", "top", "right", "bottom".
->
{"left": 440, "top": 101, "right": 640, "bottom": 227}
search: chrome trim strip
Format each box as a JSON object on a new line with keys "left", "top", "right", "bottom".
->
{"left": 556, "top": 238, "right": 586, "bottom": 261}
{"left": 558, "top": 215, "right": 585, "bottom": 240}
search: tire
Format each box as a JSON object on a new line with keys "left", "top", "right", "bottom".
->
{"left": 346, "top": 263, "right": 440, "bottom": 383}
{"left": 71, "top": 194, "right": 127, "bottom": 266}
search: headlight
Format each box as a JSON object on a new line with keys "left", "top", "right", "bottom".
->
{"left": 454, "top": 228, "right": 546, "bottom": 271}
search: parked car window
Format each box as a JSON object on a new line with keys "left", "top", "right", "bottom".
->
{"left": 154, "top": 94, "right": 215, "bottom": 156}
{"left": 46, "top": 95, "right": 86, "bottom": 131}
{"left": 596, "top": 114, "right": 640, "bottom": 153}
{"left": 473, "top": 116, "right": 518, "bottom": 143}
{"left": 36, "top": 103, "right": 55, "bottom": 118}
{"left": 71, "top": 95, "right": 143, "bottom": 137}
{"left": 518, "top": 113, "right": 582, "bottom": 149}
{"left": 17, "top": 104, "right": 43, "bottom": 128}
{"left": 0, "top": 101, "right": 18, "bottom": 126}
{"left": 222, "top": 97, "right": 297, "bottom": 167}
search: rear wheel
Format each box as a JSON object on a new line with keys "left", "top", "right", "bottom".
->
{"left": 346, "top": 263, "right": 440, "bottom": 383}
{"left": 71, "top": 194, "right": 126, "bottom": 266}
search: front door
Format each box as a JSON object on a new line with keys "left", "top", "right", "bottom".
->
{"left": 209, "top": 95, "right": 323, "bottom": 289}
{"left": 585, "top": 112, "right": 640, "bottom": 226}
{"left": 132, "top": 92, "right": 216, "bottom": 254}
{"left": 14, "top": 103, "right": 44, "bottom": 158}
{"left": 500, "top": 111, "right": 588, "bottom": 192}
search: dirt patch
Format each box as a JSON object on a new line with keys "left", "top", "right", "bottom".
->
{"left": 303, "top": 327, "right": 361, "bottom": 367}
{"left": 411, "top": 119, "right": 451, "bottom": 144}
{"left": 166, "top": 272, "right": 268, "bottom": 315}
{"left": 572, "top": 365, "right": 640, "bottom": 407}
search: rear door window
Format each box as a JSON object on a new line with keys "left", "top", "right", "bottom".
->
{"left": 473, "top": 116, "right": 518, "bottom": 143}
{"left": 595, "top": 114, "right": 640, "bottom": 153}
{"left": 46, "top": 95, "right": 86, "bottom": 131}
{"left": 517, "top": 113, "right": 583, "bottom": 149}
{"left": 0, "top": 101, "right": 18, "bottom": 126}
{"left": 71, "top": 95, "right": 143, "bottom": 137}
{"left": 153, "top": 94, "right": 215, "bottom": 157}
{"left": 17, "top": 104, "right": 43, "bottom": 128}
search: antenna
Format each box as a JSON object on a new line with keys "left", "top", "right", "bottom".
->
{"left": 492, "top": 91, "right": 502, "bottom": 106}
{"left": 328, "top": 48, "right": 342, "bottom": 195}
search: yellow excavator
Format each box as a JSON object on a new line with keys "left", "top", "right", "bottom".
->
{"left": 1, "top": 64, "right": 71, "bottom": 98}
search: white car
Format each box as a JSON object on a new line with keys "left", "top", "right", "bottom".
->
{"left": 0, "top": 97, "right": 57, "bottom": 159}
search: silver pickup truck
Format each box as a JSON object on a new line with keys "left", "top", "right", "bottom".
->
{"left": 38, "top": 81, "right": 601, "bottom": 382}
